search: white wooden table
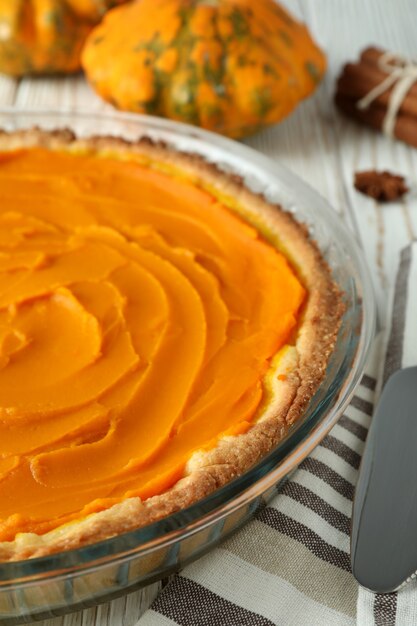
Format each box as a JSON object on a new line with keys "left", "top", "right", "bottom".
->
{"left": 0, "top": 1, "right": 415, "bottom": 623}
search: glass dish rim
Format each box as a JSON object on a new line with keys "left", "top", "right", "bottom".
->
{"left": 0, "top": 108, "right": 376, "bottom": 585}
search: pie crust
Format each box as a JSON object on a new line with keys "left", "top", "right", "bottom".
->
{"left": 0, "top": 128, "right": 343, "bottom": 561}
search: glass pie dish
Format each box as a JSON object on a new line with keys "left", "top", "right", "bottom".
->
{"left": 0, "top": 109, "right": 375, "bottom": 624}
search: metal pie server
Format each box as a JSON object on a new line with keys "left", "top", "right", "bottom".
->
{"left": 351, "top": 366, "right": 417, "bottom": 593}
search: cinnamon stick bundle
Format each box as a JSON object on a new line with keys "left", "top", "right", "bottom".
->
{"left": 335, "top": 46, "right": 417, "bottom": 148}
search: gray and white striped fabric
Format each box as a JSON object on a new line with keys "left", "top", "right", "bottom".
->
{"left": 358, "top": 242, "right": 417, "bottom": 626}
{"left": 140, "top": 242, "right": 417, "bottom": 626}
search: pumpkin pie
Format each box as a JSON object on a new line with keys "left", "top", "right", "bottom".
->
{"left": 0, "top": 128, "right": 343, "bottom": 561}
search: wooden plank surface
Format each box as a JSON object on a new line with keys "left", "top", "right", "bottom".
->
{"left": 0, "top": 1, "right": 415, "bottom": 623}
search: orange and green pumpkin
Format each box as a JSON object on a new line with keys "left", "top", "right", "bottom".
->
{"left": 82, "top": 0, "right": 326, "bottom": 138}
{"left": 0, "top": 0, "right": 128, "bottom": 77}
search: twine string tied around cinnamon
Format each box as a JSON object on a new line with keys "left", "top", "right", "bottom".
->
{"left": 357, "top": 51, "right": 417, "bottom": 137}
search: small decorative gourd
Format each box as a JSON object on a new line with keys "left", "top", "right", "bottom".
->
{"left": 82, "top": 0, "right": 326, "bottom": 138}
{"left": 0, "top": 0, "right": 127, "bottom": 77}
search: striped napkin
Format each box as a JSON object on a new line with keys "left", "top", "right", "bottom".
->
{"left": 140, "top": 242, "right": 417, "bottom": 626}
{"left": 357, "top": 241, "right": 417, "bottom": 626}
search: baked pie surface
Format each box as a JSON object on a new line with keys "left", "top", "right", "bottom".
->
{"left": 0, "top": 129, "right": 343, "bottom": 561}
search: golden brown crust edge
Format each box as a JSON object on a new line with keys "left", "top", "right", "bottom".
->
{"left": 0, "top": 128, "right": 344, "bottom": 561}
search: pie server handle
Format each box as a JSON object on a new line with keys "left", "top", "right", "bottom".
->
{"left": 351, "top": 366, "right": 417, "bottom": 593}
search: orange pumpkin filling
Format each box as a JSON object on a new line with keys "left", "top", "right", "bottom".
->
{"left": 0, "top": 147, "right": 305, "bottom": 541}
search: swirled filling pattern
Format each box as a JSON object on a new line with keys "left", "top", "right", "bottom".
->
{"left": 0, "top": 148, "right": 304, "bottom": 540}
